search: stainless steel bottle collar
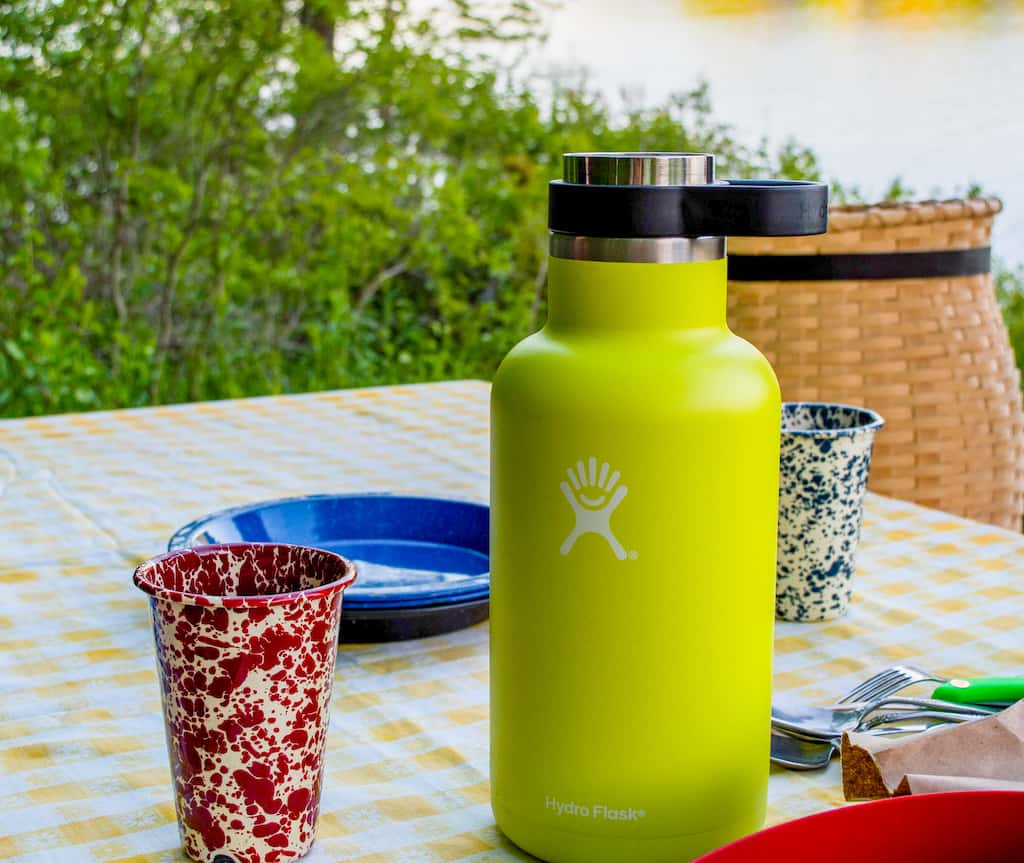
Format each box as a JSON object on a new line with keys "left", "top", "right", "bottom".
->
{"left": 549, "top": 234, "right": 725, "bottom": 264}
{"left": 548, "top": 152, "right": 828, "bottom": 264}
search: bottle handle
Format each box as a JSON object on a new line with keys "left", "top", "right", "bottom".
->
{"left": 684, "top": 180, "right": 829, "bottom": 237}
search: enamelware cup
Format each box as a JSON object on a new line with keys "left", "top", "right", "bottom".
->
{"left": 776, "top": 403, "right": 884, "bottom": 622}
{"left": 134, "top": 543, "right": 356, "bottom": 863}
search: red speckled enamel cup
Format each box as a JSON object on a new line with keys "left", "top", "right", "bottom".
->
{"left": 134, "top": 543, "right": 356, "bottom": 863}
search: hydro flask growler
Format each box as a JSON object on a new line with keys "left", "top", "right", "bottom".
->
{"left": 490, "top": 153, "right": 828, "bottom": 862}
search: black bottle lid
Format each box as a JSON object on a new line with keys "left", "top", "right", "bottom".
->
{"left": 549, "top": 153, "right": 829, "bottom": 239}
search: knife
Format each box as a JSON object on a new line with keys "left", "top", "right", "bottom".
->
{"left": 932, "top": 677, "right": 1024, "bottom": 706}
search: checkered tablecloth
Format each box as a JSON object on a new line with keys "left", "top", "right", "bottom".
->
{"left": 1, "top": 380, "right": 1022, "bottom": 862}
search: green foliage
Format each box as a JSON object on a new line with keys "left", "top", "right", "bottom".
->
{"left": 829, "top": 176, "right": 916, "bottom": 205}
{"left": 0, "top": 0, "right": 825, "bottom": 417}
{"left": 996, "top": 261, "right": 1024, "bottom": 377}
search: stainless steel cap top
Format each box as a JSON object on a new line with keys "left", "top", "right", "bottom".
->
{"left": 563, "top": 152, "right": 715, "bottom": 187}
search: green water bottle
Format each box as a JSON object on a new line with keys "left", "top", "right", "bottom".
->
{"left": 490, "top": 153, "right": 828, "bottom": 863}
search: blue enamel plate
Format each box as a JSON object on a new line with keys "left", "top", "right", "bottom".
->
{"left": 167, "top": 494, "right": 489, "bottom": 610}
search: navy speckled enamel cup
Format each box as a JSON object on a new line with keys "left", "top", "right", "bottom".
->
{"left": 776, "top": 403, "right": 885, "bottom": 622}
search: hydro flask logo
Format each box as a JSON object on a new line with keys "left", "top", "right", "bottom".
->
{"left": 560, "top": 457, "right": 635, "bottom": 560}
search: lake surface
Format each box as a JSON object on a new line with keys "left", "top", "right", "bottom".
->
{"left": 530, "top": 0, "right": 1024, "bottom": 263}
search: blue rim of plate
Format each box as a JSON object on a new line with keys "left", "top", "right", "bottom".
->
{"left": 167, "top": 493, "right": 489, "bottom": 609}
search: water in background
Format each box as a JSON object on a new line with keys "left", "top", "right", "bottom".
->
{"left": 532, "top": 0, "right": 1024, "bottom": 262}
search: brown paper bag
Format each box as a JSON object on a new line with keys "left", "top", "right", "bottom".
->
{"left": 842, "top": 699, "right": 1024, "bottom": 800}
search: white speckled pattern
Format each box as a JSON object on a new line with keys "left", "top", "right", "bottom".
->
{"left": 776, "top": 404, "right": 884, "bottom": 622}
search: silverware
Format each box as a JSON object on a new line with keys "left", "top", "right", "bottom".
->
{"left": 837, "top": 664, "right": 1024, "bottom": 707}
{"left": 771, "top": 695, "right": 994, "bottom": 740}
{"left": 770, "top": 722, "right": 941, "bottom": 770}
{"left": 858, "top": 709, "right": 984, "bottom": 730}
{"left": 769, "top": 668, "right": 997, "bottom": 770}
{"left": 836, "top": 664, "right": 936, "bottom": 704}
{"left": 771, "top": 672, "right": 908, "bottom": 770}
{"left": 770, "top": 732, "right": 835, "bottom": 770}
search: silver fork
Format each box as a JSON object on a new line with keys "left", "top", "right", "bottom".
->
{"left": 836, "top": 664, "right": 937, "bottom": 705}
{"left": 859, "top": 709, "right": 982, "bottom": 730}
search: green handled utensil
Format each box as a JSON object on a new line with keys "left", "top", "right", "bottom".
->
{"left": 932, "top": 677, "right": 1024, "bottom": 706}
{"left": 842, "top": 666, "right": 1024, "bottom": 710}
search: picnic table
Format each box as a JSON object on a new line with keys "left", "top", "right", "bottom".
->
{"left": 1, "top": 380, "right": 1022, "bottom": 862}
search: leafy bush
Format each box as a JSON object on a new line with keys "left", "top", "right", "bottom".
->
{"left": 996, "top": 262, "right": 1024, "bottom": 375}
{"left": 0, "top": 0, "right": 819, "bottom": 417}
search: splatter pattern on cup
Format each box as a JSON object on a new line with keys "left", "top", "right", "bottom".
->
{"left": 134, "top": 543, "right": 356, "bottom": 863}
{"left": 776, "top": 403, "right": 884, "bottom": 622}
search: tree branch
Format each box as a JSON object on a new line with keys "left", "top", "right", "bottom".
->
{"left": 150, "top": 166, "right": 210, "bottom": 399}
{"left": 354, "top": 257, "right": 411, "bottom": 316}
{"left": 108, "top": 0, "right": 157, "bottom": 330}
{"left": 300, "top": 0, "right": 336, "bottom": 53}
{"left": 148, "top": 11, "right": 281, "bottom": 401}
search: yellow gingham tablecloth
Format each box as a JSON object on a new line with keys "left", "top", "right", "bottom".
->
{"left": 1, "top": 380, "right": 1023, "bottom": 862}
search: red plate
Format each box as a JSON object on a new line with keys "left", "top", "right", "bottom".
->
{"left": 694, "top": 791, "right": 1024, "bottom": 862}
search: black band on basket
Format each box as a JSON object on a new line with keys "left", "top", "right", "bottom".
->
{"left": 727, "top": 247, "right": 992, "bottom": 281}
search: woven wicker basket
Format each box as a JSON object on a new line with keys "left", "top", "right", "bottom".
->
{"left": 727, "top": 197, "right": 1024, "bottom": 530}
